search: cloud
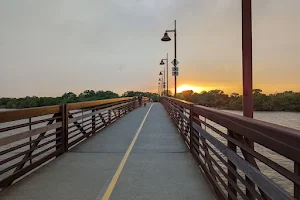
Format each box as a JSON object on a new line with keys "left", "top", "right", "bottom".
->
{"left": 0, "top": 0, "right": 299, "bottom": 97}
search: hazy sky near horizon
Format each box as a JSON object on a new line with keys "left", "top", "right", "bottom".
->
{"left": 0, "top": 0, "right": 300, "bottom": 97}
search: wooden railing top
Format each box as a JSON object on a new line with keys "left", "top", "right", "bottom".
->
{"left": 0, "top": 105, "right": 61, "bottom": 123}
{"left": 0, "top": 97, "right": 135, "bottom": 123}
{"left": 166, "top": 97, "right": 194, "bottom": 105}
{"left": 164, "top": 97, "right": 193, "bottom": 109}
{"left": 67, "top": 97, "right": 132, "bottom": 110}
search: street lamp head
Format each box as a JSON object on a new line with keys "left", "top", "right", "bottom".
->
{"left": 159, "top": 72, "right": 163, "bottom": 75}
{"left": 161, "top": 32, "right": 171, "bottom": 42}
{"left": 159, "top": 78, "right": 161, "bottom": 81}
{"left": 160, "top": 60, "right": 165, "bottom": 65}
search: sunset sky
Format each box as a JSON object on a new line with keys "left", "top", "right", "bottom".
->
{"left": 0, "top": 0, "right": 300, "bottom": 97}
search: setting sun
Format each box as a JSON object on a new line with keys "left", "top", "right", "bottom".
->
{"left": 177, "top": 85, "right": 202, "bottom": 93}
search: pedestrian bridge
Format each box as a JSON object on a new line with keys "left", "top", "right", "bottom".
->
{"left": 0, "top": 97, "right": 299, "bottom": 200}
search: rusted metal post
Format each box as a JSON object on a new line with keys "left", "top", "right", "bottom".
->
{"left": 108, "top": 110, "right": 111, "bottom": 124}
{"left": 242, "top": 1, "right": 253, "bottom": 118}
{"left": 130, "top": 99, "right": 134, "bottom": 111}
{"left": 242, "top": 1, "right": 255, "bottom": 198}
{"left": 57, "top": 104, "right": 68, "bottom": 153}
{"left": 228, "top": 130, "right": 237, "bottom": 200}
{"left": 56, "top": 105, "right": 64, "bottom": 156}
{"left": 295, "top": 162, "right": 300, "bottom": 199}
{"left": 29, "top": 117, "right": 32, "bottom": 164}
{"left": 63, "top": 104, "right": 68, "bottom": 152}
{"left": 201, "top": 136, "right": 214, "bottom": 179}
{"left": 189, "top": 104, "right": 193, "bottom": 152}
{"left": 192, "top": 113, "right": 200, "bottom": 155}
{"left": 133, "top": 99, "right": 136, "bottom": 110}
{"left": 92, "top": 109, "right": 96, "bottom": 133}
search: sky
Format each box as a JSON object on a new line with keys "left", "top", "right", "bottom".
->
{"left": 0, "top": 0, "right": 300, "bottom": 97}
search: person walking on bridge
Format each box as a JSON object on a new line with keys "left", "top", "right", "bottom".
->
{"left": 138, "top": 94, "right": 142, "bottom": 107}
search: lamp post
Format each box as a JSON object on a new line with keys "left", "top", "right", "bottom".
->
{"left": 158, "top": 82, "right": 160, "bottom": 96}
{"left": 161, "top": 20, "right": 177, "bottom": 96}
{"left": 158, "top": 79, "right": 162, "bottom": 96}
{"left": 160, "top": 53, "right": 168, "bottom": 96}
{"left": 159, "top": 71, "right": 165, "bottom": 96}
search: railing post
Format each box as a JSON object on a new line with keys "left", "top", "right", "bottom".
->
{"left": 190, "top": 112, "right": 204, "bottom": 181}
{"left": 92, "top": 109, "right": 96, "bottom": 133}
{"left": 63, "top": 104, "right": 68, "bottom": 153}
{"left": 197, "top": 114, "right": 215, "bottom": 179}
{"left": 189, "top": 104, "right": 193, "bottom": 152}
{"left": 108, "top": 110, "right": 111, "bottom": 124}
{"left": 125, "top": 102, "right": 128, "bottom": 113}
{"left": 63, "top": 104, "right": 69, "bottom": 153}
{"left": 295, "top": 162, "right": 300, "bottom": 199}
{"left": 129, "top": 100, "right": 132, "bottom": 111}
{"left": 132, "top": 99, "right": 136, "bottom": 110}
{"left": 200, "top": 135, "right": 214, "bottom": 178}
{"left": 227, "top": 130, "right": 237, "bottom": 200}
{"left": 56, "top": 104, "right": 65, "bottom": 155}
{"left": 29, "top": 117, "right": 32, "bottom": 164}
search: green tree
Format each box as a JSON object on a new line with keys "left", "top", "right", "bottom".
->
{"left": 2, "top": 89, "right": 300, "bottom": 111}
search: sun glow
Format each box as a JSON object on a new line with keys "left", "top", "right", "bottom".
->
{"left": 177, "top": 85, "right": 202, "bottom": 93}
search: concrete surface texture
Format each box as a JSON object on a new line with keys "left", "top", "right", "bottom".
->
{"left": 0, "top": 103, "right": 216, "bottom": 200}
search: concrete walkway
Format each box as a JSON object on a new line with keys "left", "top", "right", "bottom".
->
{"left": 0, "top": 103, "right": 216, "bottom": 200}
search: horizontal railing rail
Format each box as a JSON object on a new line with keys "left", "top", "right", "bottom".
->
{"left": 66, "top": 98, "right": 137, "bottom": 149}
{"left": 0, "top": 97, "right": 141, "bottom": 189}
{"left": 161, "top": 97, "right": 300, "bottom": 200}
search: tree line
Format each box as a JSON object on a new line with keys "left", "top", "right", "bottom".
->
{"left": 0, "top": 90, "right": 159, "bottom": 109}
{"left": 177, "top": 89, "right": 300, "bottom": 112}
{"left": 2, "top": 89, "right": 299, "bottom": 111}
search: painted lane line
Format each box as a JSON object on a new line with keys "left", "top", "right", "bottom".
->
{"left": 101, "top": 103, "right": 154, "bottom": 200}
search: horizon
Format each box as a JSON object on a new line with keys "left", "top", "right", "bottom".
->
{"left": 1, "top": 1, "right": 300, "bottom": 97}
{"left": 1, "top": 86, "right": 299, "bottom": 99}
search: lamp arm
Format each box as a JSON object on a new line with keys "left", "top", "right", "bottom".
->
{"left": 165, "top": 30, "right": 175, "bottom": 33}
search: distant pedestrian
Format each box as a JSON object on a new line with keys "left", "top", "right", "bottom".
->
{"left": 138, "top": 94, "right": 142, "bottom": 107}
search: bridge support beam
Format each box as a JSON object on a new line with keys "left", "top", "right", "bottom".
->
{"left": 242, "top": 1, "right": 255, "bottom": 199}
{"left": 242, "top": 0, "right": 253, "bottom": 118}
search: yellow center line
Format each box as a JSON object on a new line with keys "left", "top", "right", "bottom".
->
{"left": 101, "top": 103, "right": 154, "bottom": 200}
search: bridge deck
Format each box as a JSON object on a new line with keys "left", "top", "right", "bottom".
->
{"left": 0, "top": 103, "right": 216, "bottom": 200}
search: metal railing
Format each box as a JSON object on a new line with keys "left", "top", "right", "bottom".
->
{"left": 161, "top": 97, "right": 300, "bottom": 200}
{"left": 0, "top": 97, "right": 140, "bottom": 189}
